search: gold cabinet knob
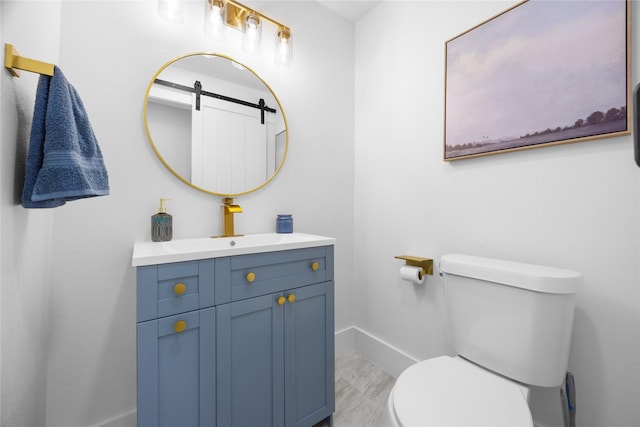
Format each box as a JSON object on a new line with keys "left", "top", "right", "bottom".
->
{"left": 246, "top": 272, "right": 256, "bottom": 283}
{"left": 174, "top": 320, "right": 187, "bottom": 333}
{"left": 288, "top": 294, "right": 296, "bottom": 303}
{"left": 277, "top": 296, "right": 286, "bottom": 305}
{"left": 173, "top": 283, "right": 186, "bottom": 295}
{"left": 311, "top": 262, "right": 319, "bottom": 271}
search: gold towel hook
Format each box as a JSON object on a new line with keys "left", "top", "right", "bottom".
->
{"left": 4, "top": 43, "right": 54, "bottom": 77}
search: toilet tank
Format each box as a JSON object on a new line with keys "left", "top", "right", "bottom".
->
{"left": 440, "top": 254, "right": 582, "bottom": 387}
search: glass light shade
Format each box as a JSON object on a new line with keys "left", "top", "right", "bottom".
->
{"left": 158, "top": 0, "right": 184, "bottom": 24}
{"left": 242, "top": 13, "right": 262, "bottom": 54}
{"left": 275, "top": 28, "right": 293, "bottom": 67}
{"left": 204, "top": 0, "right": 227, "bottom": 40}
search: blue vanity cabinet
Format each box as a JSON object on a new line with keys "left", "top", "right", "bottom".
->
{"left": 284, "top": 281, "right": 335, "bottom": 427}
{"left": 135, "top": 243, "right": 335, "bottom": 427}
{"left": 137, "top": 308, "right": 215, "bottom": 427}
{"left": 136, "top": 259, "right": 216, "bottom": 427}
{"left": 216, "top": 246, "right": 335, "bottom": 427}
{"left": 216, "top": 293, "right": 286, "bottom": 426}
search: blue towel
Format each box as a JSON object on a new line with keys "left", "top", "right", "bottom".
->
{"left": 22, "top": 66, "right": 109, "bottom": 208}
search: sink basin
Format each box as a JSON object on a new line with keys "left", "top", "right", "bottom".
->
{"left": 132, "top": 232, "right": 335, "bottom": 266}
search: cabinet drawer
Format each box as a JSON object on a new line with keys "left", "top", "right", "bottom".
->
{"left": 215, "top": 246, "right": 334, "bottom": 303}
{"left": 137, "top": 259, "right": 215, "bottom": 322}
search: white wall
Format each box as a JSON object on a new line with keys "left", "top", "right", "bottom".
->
{"left": 3, "top": 1, "right": 638, "bottom": 426}
{"left": 0, "top": 2, "right": 61, "bottom": 426}
{"left": 1, "top": 1, "right": 354, "bottom": 426}
{"left": 355, "top": 2, "right": 639, "bottom": 426}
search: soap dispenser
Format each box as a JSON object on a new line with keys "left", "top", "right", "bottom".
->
{"left": 151, "top": 198, "right": 172, "bottom": 242}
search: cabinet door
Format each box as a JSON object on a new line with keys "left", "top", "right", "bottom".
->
{"left": 137, "top": 308, "right": 215, "bottom": 427}
{"left": 284, "top": 281, "right": 335, "bottom": 427}
{"left": 217, "top": 294, "right": 285, "bottom": 427}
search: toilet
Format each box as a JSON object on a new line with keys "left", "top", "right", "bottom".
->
{"left": 383, "top": 254, "right": 582, "bottom": 427}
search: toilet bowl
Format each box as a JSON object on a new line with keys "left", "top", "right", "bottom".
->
{"left": 382, "top": 254, "right": 581, "bottom": 427}
{"left": 382, "top": 356, "right": 533, "bottom": 427}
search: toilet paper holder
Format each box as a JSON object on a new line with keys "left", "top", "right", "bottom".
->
{"left": 395, "top": 255, "right": 434, "bottom": 276}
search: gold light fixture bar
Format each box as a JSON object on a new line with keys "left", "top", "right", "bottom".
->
{"left": 224, "top": 0, "right": 290, "bottom": 34}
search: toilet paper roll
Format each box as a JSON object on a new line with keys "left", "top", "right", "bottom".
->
{"left": 400, "top": 265, "right": 425, "bottom": 285}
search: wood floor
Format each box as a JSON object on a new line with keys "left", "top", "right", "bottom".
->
{"left": 316, "top": 352, "right": 397, "bottom": 427}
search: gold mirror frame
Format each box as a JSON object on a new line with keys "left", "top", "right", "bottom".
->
{"left": 143, "top": 52, "right": 289, "bottom": 196}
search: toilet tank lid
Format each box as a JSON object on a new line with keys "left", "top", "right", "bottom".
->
{"left": 440, "top": 254, "right": 582, "bottom": 294}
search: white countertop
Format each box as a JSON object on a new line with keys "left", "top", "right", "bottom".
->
{"left": 132, "top": 232, "right": 336, "bottom": 267}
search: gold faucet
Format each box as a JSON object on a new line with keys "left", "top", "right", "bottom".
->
{"left": 221, "top": 197, "right": 243, "bottom": 237}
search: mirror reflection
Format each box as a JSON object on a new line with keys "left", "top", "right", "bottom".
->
{"left": 144, "top": 53, "right": 288, "bottom": 196}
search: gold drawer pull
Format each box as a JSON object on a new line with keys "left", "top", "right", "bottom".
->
{"left": 246, "top": 272, "right": 256, "bottom": 283}
{"left": 288, "top": 294, "right": 296, "bottom": 303}
{"left": 311, "top": 262, "right": 319, "bottom": 271}
{"left": 174, "top": 320, "right": 187, "bottom": 333}
{"left": 277, "top": 296, "right": 286, "bottom": 305}
{"left": 173, "top": 283, "right": 186, "bottom": 295}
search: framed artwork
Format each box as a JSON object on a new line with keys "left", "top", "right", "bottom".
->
{"left": 444, "top": 0, "right": 631, "bottom": 161}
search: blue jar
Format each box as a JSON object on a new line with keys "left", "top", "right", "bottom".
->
{"left": 276, "top": 214, "right": 293, "bottom": 233}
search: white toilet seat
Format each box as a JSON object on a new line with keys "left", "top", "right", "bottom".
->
{"left": 387, "top": 356, "right": 533, "bottom": 427}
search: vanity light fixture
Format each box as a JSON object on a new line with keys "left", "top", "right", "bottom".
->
{"left": 161, "top": 0, "right": 292, "bottom": 66}
{"left": 204, "top": 0, "right": 227, "bottom": 41}
{"left": 158, "top": 0, "right": 184, "bottom": 25}
{"left": 241, "top": 12, "right": 262, "bottom": 54}
{"left": 275, "top": 27, "right": 292, "bottom": 67}
{"left": 218, "top": 0, "right": 291, "bottom": 65}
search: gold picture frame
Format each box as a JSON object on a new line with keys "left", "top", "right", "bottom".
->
{"left": 444, "top": 0, "right": 631, "bottom": 161}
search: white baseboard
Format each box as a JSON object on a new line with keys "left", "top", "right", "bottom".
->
{"left": 335, "top": 326, "right": 419, "bottom": 378}
{"left": 335, "top": 325, "right": 356, "bottom": 357}
{"left": 90, "top": 409, "right": 136, "bottom": 427}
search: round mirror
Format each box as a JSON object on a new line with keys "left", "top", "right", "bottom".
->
{"left": 143, "top": 53, "right": 288, "bottom": 196}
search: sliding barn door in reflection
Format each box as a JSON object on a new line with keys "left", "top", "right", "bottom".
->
{"left": 192, "top": 96, "right": 276, "bottom": 195}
